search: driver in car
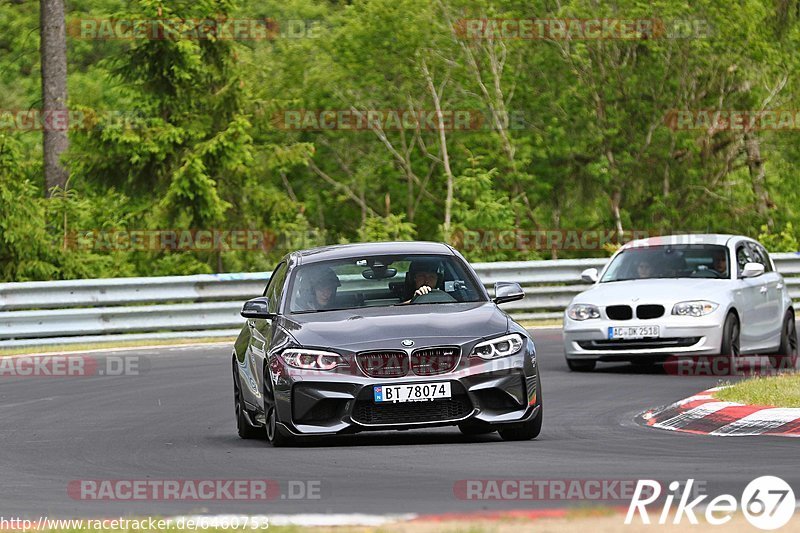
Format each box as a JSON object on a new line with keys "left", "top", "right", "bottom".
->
{"left": 712, "top": 250, "right": 728, "bottom": 277}
{"left": 403, "top": 259, "right": 441, "bottom": 303}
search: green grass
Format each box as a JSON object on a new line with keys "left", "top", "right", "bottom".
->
{"left": 518, "top": 319, "right": 563, "bottom": 328}
{"left": 0, "top": 337, "right": 237, "bottom": 357}
{"left": 715, "top": 373, "right": 800, "bottom": 407}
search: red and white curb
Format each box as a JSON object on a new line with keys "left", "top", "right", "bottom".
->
{"left": 642, "top": 387, "right": 800, "bottom": 437}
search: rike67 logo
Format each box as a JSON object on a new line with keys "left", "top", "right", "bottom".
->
{"left": 626, "top": 476, "right": 795, "bottom": 530}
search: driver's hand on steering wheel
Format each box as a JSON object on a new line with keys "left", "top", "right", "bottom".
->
{"left": 413, "top": 285, "right": 433, "bottom": 297}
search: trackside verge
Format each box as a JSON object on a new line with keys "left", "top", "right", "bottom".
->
{"left": 640, "top": 387, "right": 800, "bottom": 437}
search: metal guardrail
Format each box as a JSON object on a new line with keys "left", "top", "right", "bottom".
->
{"left": 1, "top": 254, "right": 799, "bottom": 348}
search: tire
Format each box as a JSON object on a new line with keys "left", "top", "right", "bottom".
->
{"left": 265, "top": 405, "right": 294, "bottom": 447}
{"left": 498, "top": 407, "right": 542, "bottom": 441}
{"left": 769, "top": 311, "right": 798, "bottom": 370}
{"left": 263, "top": 366, "right": 295, "bottom": 447}
{"left": 457, "top": 422, "right": 496, "bottom": 436}
{"left": 233, "top": 359, "right": 263, "bottom": 440}
{"left": 566, "top": 358, "right": 596, "bottom": 372}
{"left": 720, "top": 313, "right": 741, "bottom": 362}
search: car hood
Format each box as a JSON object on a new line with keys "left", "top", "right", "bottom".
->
{"left": 574, "top": 278, "right": 731, "bottom": 306}
{"left": 279, "top": 302, "right": 509, "bottom": 352}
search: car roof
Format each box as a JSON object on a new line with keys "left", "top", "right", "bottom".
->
{"left": 291, "top": 241, "right": 456, "bottom": 265}
{"left": 620, "top": 233, "right": 747, "bottom": 250}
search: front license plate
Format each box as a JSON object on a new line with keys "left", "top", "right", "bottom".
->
{"left": 374, "top": 382, "right": 451, "bottom": 403}
{"left": 608, "top": 326, "right": 660, "bottom": 340}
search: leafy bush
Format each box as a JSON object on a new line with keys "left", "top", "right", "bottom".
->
{"left": 757, "top": 223, "right": 799, "bottom": 253}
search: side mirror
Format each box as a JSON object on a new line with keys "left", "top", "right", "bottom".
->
{"left": 241, "top": 297, "right": 275, "bottom": 319}
{"left": 493, "top": 282, "right": 524, "bottom": 305}
{"left": 581, "top": 267, "right": 599, "bottom": 283}
{"left": 740, "top": 262, "right": 765, "bottom": 279}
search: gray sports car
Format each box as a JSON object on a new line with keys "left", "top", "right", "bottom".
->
{"left": 232, "top": 241, "right": 542, "bottom": 446}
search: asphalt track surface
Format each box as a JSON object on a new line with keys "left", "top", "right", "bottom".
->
{"left": 2, "top": 328, "right": 798, "bottom": 519}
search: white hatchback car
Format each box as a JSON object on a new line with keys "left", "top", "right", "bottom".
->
{"left": 563, "top": 234, "right": 797, "bottom": 371}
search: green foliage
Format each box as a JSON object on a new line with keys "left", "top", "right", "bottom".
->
{"left": 758, "top": 223, "right": 799, "bottom": 252}
{"left": 2, "top": 0, "right": 800, "bottom": 280}
{"left": 356, "top": 214, "right": 416, "bottom": 243}
{"left": 147, "top": 253, "right": 214, "bottom": 276}
{"left": 0, "top": 136, "right": 59, "bottom": 280}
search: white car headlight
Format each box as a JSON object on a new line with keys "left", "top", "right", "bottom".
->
{"left": 672, "top": 301, "right": 719, "bottom": 317}
{"left": 567, "top": 303, "right": 601, "bottom": 321}
{"left": 470, "top": 333, "right": 524, "bottom": 360}
{"left": 281, "top": 348, "right": 349, "bottom": 370}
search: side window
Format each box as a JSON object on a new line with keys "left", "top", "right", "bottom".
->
{"left": 749, "top": 243, "right": 773, "bottom": 272}
{"left": 264, "top": 262, "right": 288, "bottom": 313}
{"left": 735, "top": 245, "right": 752, "bottom": 277}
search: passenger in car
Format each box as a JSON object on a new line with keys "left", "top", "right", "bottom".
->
{"left": 296, "top": 267, "right": 341, "bottom": 311}
{"left": 635, "top": 258, "right": 656, "bottom": 279}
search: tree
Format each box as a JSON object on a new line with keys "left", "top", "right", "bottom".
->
{"left": 40, "top": 0, "right": 69, "bottom": 195}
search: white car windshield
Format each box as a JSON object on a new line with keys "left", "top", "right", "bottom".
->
{"left": 600, "top": 244, "right": 730, "bottom": 282}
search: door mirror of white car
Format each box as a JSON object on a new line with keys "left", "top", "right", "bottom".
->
{"left": 740, "top": 262, "right": 765, "bottom": 279}
{"left": 581, "top": 268, "right": 599, "bottom": 283}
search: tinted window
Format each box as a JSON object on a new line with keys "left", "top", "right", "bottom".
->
{"left": 600, "top": 244, "right": 730, "bottom": 281}
{"left": 288, "top": 254, "right": 485, "bottom": 313}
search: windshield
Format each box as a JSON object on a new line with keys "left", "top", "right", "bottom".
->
{"left": 600, "top": 244, "right": 730, "bottom": 282}
{"left": 288, "top": 254, "right": 486, "bottom": 313}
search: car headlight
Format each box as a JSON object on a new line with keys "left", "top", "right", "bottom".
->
{"left": 470, "top": 333, "right": 524, "bottom": 360}
{"left": 281, "top": 348, "right": 349, "bottom": 370}
{"left": 672, "top": 301, "right": 719, "bottom": 317}
{"left": 567, "top": 303, "right": 601, "bottom": 321}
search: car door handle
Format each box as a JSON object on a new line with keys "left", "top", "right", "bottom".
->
{"left": 760, "top": 286, "right": 768, "bottom": 294}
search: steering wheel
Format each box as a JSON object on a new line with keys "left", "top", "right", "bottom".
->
{"left": 410, "top": 289, "right": 457, "bottom": 304}
{"left": 690, "top": 267, "right": 722, "bottom": 279}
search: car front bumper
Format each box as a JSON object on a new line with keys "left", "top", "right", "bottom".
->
{"left": 271, "top": 346, "right": 540, "bottom": 436}
{"left": 563, "top": 314, "right": 725, "bottom": 362}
